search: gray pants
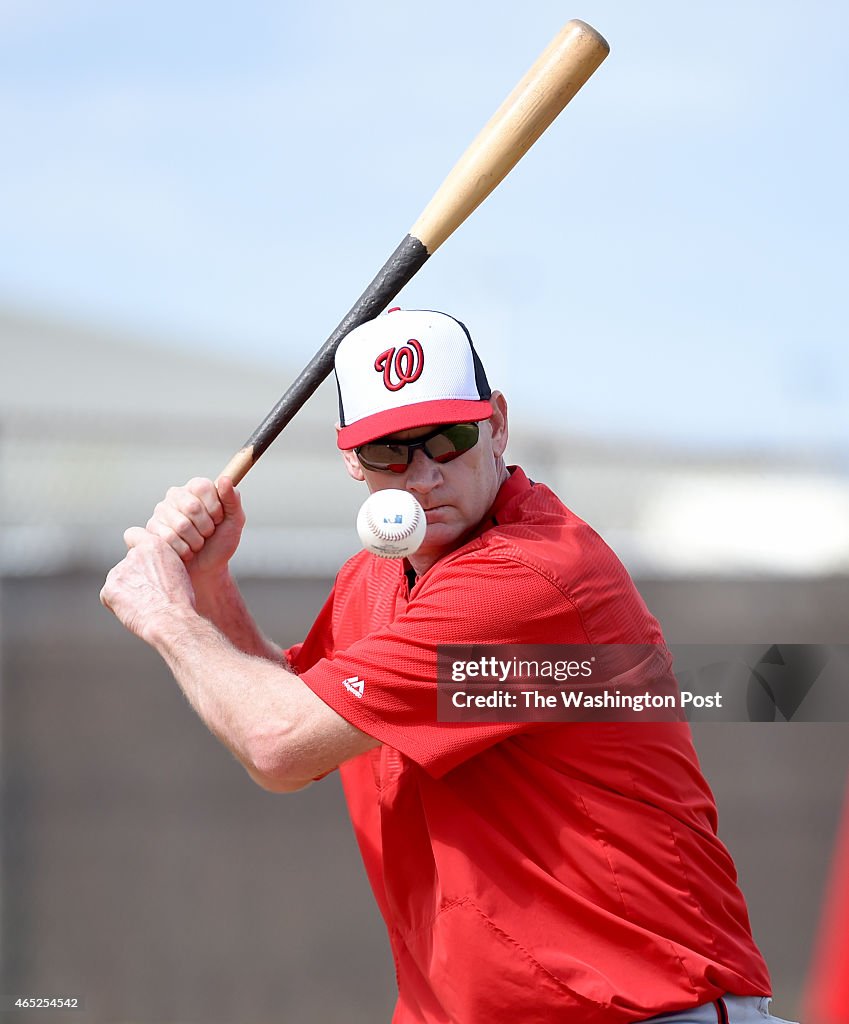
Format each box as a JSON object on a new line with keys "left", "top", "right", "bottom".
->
{"left": 641, "top": 995, "right": 799, "bottom": 1023}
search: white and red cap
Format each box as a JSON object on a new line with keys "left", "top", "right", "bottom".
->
{"left": 335, "top": 309, "right": 493, "bottom": 449}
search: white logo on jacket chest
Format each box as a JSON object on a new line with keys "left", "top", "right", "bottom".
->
{"left": 342, "top": 676, "right": 365, "bottom": 698}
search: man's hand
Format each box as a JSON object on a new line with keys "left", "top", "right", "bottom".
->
{"left": 142, "top": 476, "right": 245, "bottom": 578}
{"left": 101, "top": 494, "right": 380, "bottom": 792}
{"left": 100, "top": 531, "right": 196, "bottom": 644}
{"left": 124, "top": 475, "right": 275, "bottom": 658}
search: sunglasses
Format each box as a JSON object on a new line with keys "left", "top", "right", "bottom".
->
{"left": 355, "top": 422, "right": 481, "bottom": 474}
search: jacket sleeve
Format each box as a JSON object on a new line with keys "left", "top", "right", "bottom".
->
{"left": 297, "top": 552, "right": 590, "bottom": 778}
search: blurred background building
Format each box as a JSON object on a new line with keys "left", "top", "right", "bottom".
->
{"left": 5, "top": 307, "right": 849, "bottom": 581}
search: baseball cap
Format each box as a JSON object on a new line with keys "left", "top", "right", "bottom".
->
{"left": 334, "top": 309, "right": 493, "bottom": 449}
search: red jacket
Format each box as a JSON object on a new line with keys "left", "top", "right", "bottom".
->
{"left": 288, "top": 468, "right": 771, "bottom": 1023}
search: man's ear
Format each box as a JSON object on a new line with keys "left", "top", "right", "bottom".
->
{"left": 488, "top": 391, "right": 509, "bottom": 459}
{"left": 336, "top": 426, "right": 366, "bottom": 481}
{"left": 341, "top": 448, "right": 366, "bottom": 482}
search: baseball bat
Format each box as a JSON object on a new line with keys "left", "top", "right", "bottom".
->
{"left": 220, "top": 19, "right": 609, "bottom": 484}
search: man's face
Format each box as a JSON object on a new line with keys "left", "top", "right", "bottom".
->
{"left": 341, "top": 392, "right": 509, "bottom": 571}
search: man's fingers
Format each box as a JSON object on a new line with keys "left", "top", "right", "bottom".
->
{"left": 140, "top": 518, "right": 194, "bottom": 560}
{"left": 135, "top": 476, "right": 245, "bottom": 574}
{"left": 149, "top": 502, "right": 208, "bottom": 553}
{"left": 123, "top": 526, "right": 149, "bottom": 549}
{"left": 215, "top": 475, "right": 243, "bottom": 521}
{"left": 185, "top": 477, "right": 226, "bottom": 526}
{"left": 171, "top": 490, "right": 218, "bottom": 538}
{"left": 163, "top": 482, "right": 219, "bottom": 534}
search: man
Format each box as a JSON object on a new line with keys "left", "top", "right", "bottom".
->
{"left": 102, "top": 309, "right": 791, "bottom": 1023}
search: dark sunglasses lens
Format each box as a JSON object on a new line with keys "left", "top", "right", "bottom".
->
{"left": 356, "top": 422, "right": 481, "bottom": 473}
{"left": 426, "top": 423, "right": 480, "bottom": 463}
{"left": 356, "top": 443, "right": 409, "bottom": 473}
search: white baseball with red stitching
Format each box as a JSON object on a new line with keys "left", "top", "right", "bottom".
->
{"left": 356, "top": 490, "right": 426, "bottom": 559}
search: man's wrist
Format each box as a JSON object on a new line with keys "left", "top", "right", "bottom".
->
{"left": 189, "top": 563, "right": 234, "bottom": 590}
{"left": 143, "top": 603, "right": 207, "bottom": 652}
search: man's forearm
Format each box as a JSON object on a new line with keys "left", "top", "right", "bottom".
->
{"left": 190, "top": 569, "right": 284, "bottom": 663}
{"left": 100, "top": 532, "right": 379, "bottom": 789}
{"left": 146, "top": 605, "right": 310, "bottom": 788}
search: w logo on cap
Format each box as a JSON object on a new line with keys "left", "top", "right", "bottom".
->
{"left": 334, "top": 309, "right": 493, "bottom": 450}
{"left": 374, "top": 339, "right": 424, "bottom": 392}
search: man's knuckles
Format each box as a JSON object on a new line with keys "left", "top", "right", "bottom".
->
{"left": 187, "top": 476, "right": 216, "bottom": 498}
{"left": 124, "top": 525, "right": 149, "bottom": 548}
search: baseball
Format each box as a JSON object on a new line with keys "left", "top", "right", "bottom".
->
{"left": 357, "top": 489, "right": 427, "bottom": 559}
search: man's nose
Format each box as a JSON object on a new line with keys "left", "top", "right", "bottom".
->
{"left": 404, "top": 448, "right": 442, "bottom": 494}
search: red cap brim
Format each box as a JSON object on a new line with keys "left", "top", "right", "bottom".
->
{"left": 337, "top": 398, "right": 493, "bottom": 449}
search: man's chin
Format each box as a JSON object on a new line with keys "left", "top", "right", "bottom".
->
{"left": 417, "top": 521, "right": 466, "bottom": 559}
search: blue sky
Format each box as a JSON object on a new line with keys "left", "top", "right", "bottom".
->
{"left": 1, "top": 1, "right": 847, "bottom": 457}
